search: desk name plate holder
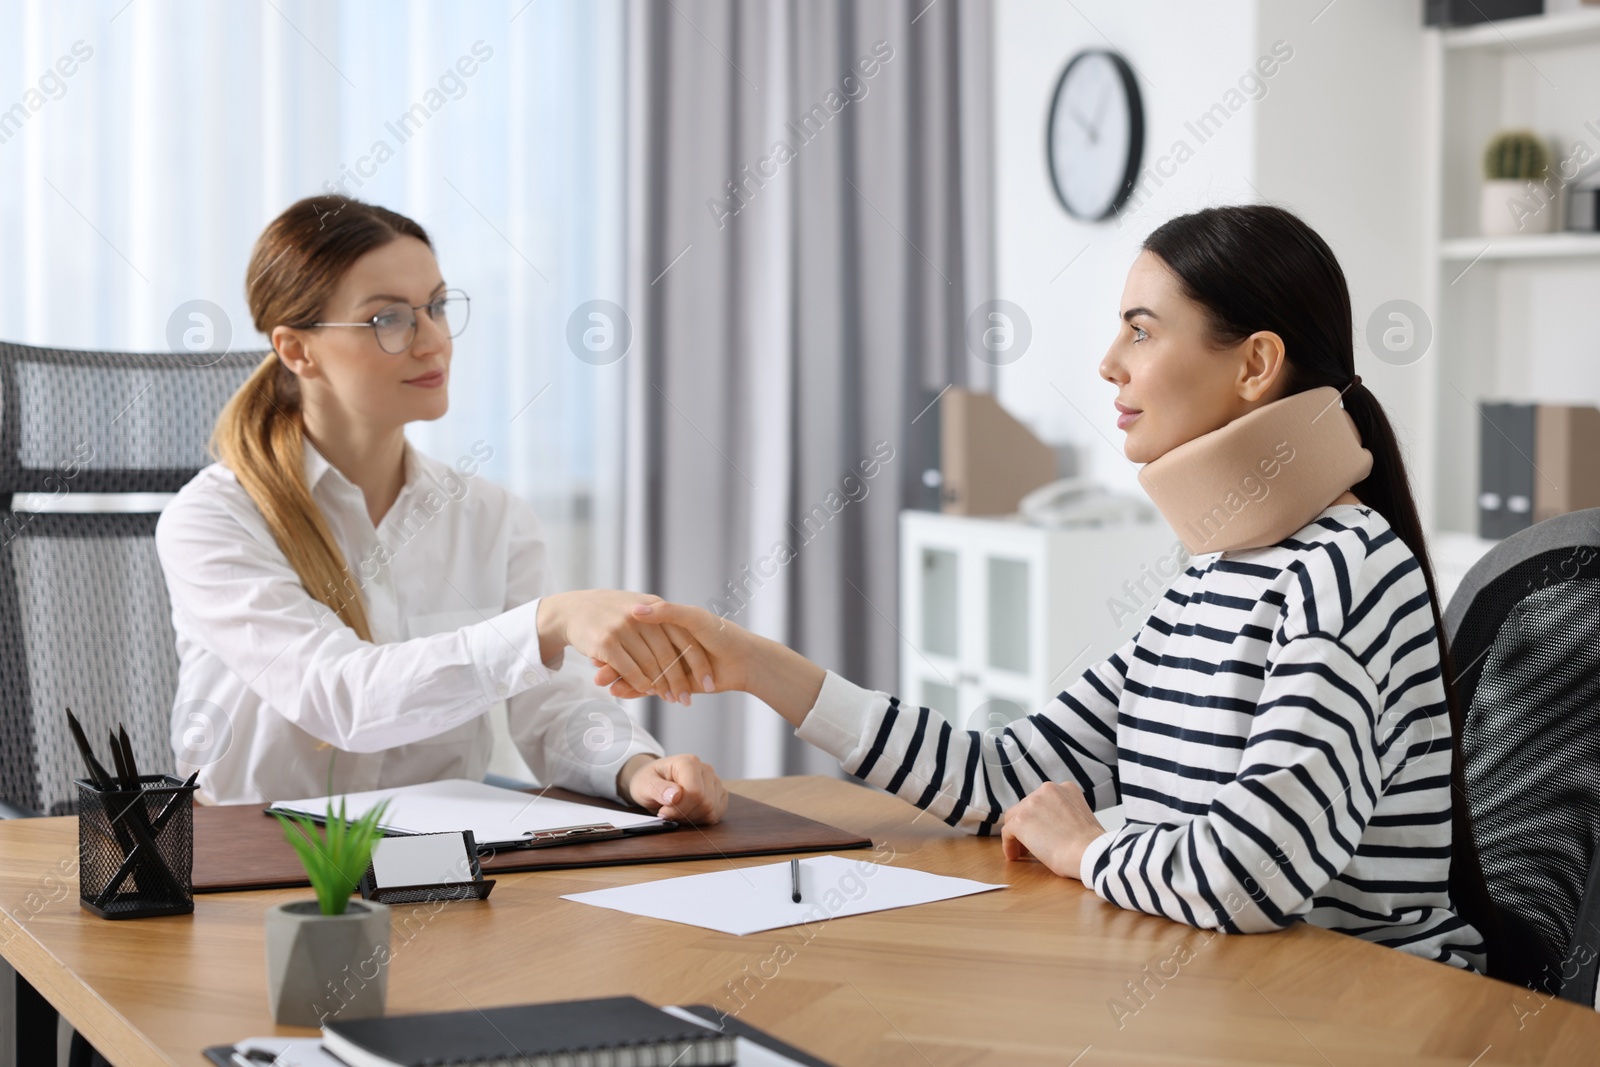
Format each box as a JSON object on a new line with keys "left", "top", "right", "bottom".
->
{"left": 357, "top": 830, "right": 496, "bottom": 904}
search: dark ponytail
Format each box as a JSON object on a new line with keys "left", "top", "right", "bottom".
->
{"left": 1142, "top": 204, "right": 1496, "bottom": 950}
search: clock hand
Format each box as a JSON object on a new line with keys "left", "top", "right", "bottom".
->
{"left": 1092, "top": 80, "right": 1113, "bottom": 128}
{"left": 1068, "top": 106, "right": 1098, "bottom": 146}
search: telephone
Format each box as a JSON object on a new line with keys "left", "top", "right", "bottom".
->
{"left": 1018, "top": 477, "right": 1156, "bottom": 528}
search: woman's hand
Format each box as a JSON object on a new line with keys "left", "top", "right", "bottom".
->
{"left": 616, "top": 752, "right": 729, "bottom": 824}
{"left": 999, "top": 781, "right": 1106, "bottom": 881}
{"left": 537, "top": 590, "right": 712, "bottom": 706}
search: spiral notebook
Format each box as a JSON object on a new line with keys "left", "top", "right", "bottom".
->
{"left": 203, "top": 1000, "right": 836, "bottom": 1067}
{"left": 317, "top": 996, "right": 731, "bottom": 1067}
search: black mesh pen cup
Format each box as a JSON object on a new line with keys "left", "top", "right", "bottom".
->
{"left": 76, "top": 775, "right": 197, "bottom": 919}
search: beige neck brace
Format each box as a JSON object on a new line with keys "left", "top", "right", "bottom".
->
{"left": 1137, "top": 386, "right": 1373, "bottom": 556}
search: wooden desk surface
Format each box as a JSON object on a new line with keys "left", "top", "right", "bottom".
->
{"left": 2, "top": 776, "right": 1596, "bottom": 1066}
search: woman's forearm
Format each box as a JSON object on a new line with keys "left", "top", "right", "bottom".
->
{"left": 743, "top": 633, "right": 827, "bottom": 727}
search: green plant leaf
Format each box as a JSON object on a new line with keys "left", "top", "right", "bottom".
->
{"left": 272, "top": 797, "right": 390, "bottom": 916}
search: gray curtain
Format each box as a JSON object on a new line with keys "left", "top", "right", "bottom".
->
{"left": 621, "top": 0, "right": 994, "bottom": 778}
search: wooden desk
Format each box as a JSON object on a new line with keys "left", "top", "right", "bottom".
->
{"left": 2, "top": 776, "right": 1596, "bottom": 1066}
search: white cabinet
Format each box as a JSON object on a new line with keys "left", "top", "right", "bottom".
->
{"left": 898, "top": 510, "right": 1182, "bottom": 735}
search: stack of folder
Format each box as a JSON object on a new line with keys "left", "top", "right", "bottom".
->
{"left": 1479, "top": 403, "right": 1600, "bottom": 539}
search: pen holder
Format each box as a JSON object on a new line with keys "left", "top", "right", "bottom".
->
{"left": 76, "top": 775, "right": 197, "bottom": 919}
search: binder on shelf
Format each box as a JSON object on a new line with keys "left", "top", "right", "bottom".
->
{"left": 1478, "top": 401, "right": 1535, "bottom": 540}
{"left": 1533, "top": 404, "right": 1600, "bottom": 522}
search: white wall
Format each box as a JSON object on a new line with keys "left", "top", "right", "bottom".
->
{"left": 1254, "top": 0, "right": 1433, "bottom": 523}
{"left": 993, "top": 0, "right": 1431, "bottom": 503}
{"left": 993, "top": 0, "right": 1259, "bottom": 499}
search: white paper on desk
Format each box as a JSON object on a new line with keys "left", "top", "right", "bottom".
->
{"left": 269, "top": 778, "right": 665, "bottom": 848}
{"left": 562, "top": 855, "right": 1006, "bottom": 935}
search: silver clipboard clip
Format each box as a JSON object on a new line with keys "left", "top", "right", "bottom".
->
{"left": 514, "top": 823, "right": 627, "bottom": 848}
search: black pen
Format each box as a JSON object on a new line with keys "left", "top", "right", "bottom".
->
{"left": 790, "top": 858, "right": 801, "bottom": 903}
{"left": 105, "top": 724, "right": 185, "bottom": 899}
{"left": 65, "top": 708, "right": 115, "bottom": 790}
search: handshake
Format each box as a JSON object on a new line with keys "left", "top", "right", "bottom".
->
{"left": 537, "top": 588, "right": 828, "bottom": 825}
{"left": 536, "top": 589, "right": 824, "bottom": 726}
{"left": 536, "top": 590, "right": 745, "bottom": 705}
{"left": 535, "top": 590, "right": 770, "bottom": 827}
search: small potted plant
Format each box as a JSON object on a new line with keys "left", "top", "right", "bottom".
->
{"left": 1481, "top": 130, "right": 1553, "bottom": 236}
{"left": 264, "top": 797, "right": 391, "bottom": 1027}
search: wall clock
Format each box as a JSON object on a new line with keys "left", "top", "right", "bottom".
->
{"left": 1047, "top": 49, "right": 1144, "bottom": 221}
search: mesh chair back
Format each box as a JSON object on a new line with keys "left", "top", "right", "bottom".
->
{"left": 1445, "top": 508, "right": 1600, "bottom": 1006}
{"left": 0, "top": 342, "right": 265, "bottom": 814}
{"left": 0, "top": 342, "right": 264, "bottom": 493}
{"left": 0, "top": 513, "right": 181, "bottom": 815}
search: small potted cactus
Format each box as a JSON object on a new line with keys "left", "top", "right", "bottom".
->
{"left": 264, "top": 797, "right": 391, "bottom": 1027}
{"left": 1481, "top": 130, "right": 1553, "bottom": 236}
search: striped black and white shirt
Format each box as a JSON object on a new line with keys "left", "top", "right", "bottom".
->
{"left": 796, "top": 504, "right": 1485, "bottom": 971}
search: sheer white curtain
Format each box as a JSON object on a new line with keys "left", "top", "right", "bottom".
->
{"left": 0, "top": 0, "right": 629, "bottom": 591}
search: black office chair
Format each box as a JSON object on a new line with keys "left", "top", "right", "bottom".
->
{"left": 0, "top": 342, "right": 263, "bottom": 817}
{"left": 1445, "top": 507, "right": 1600, "bottom": 1009}
{"left": 0, "top": 340, "right": 261, "bottom": 1065}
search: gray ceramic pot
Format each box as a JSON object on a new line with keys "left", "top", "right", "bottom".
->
{"left": 264, "top": 899, "right": 390, "bottom": 1027}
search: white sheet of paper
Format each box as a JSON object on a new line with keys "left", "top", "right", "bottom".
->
{"left": 270, "top": 778, "right": 665, "bottom": 848}
{"left": 562, "top": 855, "right": 1006, "bottom": 936}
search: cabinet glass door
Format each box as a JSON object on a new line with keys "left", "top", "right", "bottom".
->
{"left": 920, "top": 679, "right": 960, "bottom": 720}
{"left": 986, "top": 556, "right": 1030, "bottom": 674}
{"left": 920, "top": 548, "right": 960, "bottom": 659}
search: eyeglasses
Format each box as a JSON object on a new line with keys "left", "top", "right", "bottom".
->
{"left": 309, "top": 289, "right": 471, "bottom": 354}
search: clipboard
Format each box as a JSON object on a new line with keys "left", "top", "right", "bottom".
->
{"left": 266, "top": 778, "right": 670, "bottom": 851}
{"left": 195, "top": 785, "right": 874, "bottom": 893}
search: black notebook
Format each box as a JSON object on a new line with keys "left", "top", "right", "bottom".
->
{"left": 320, "top": 996, "right": 734, "bottom": 1067}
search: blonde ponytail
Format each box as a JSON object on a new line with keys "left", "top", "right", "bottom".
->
{"left": 219, "top": 195, "right": 434, "bottom": 643}
{"left": 212, "top": 352, "right": 374, "bottom": 640}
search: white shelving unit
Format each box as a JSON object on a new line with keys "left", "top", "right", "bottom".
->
{"left": 1438, "top": 232, "right": 1600, "bottom": 261}
{"left": 1417, "top": 9, "right": 1600, "bottom": 579}
{"left": 897, "top": 510, "right": 1179, "bottom": 734}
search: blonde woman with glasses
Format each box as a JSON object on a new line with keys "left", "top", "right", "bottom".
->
{"left": 156, "top": 196, "right": 726, "bottom": 822}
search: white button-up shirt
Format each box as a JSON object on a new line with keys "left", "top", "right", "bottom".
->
{"left": 154, "top": 439, "right": 661, "bottom": 805}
